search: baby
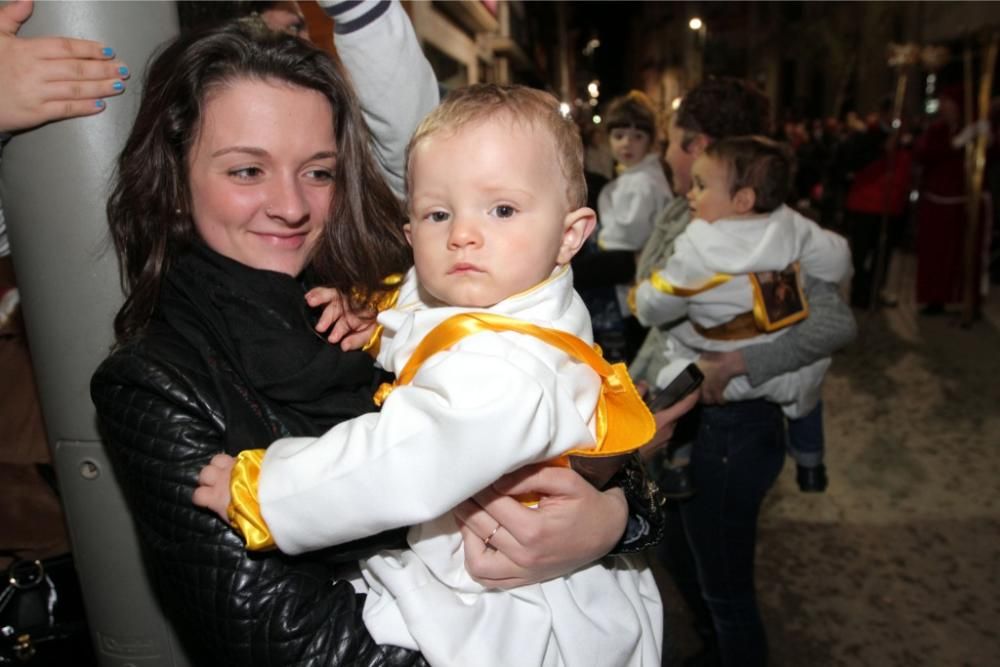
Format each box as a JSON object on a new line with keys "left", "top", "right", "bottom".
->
{"left": 632, "top": 136, "right": 851, "bottom": 487}
{"left": 195, "top": 84, "right": 666, "bottom": 666}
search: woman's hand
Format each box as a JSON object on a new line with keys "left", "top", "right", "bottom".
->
{"left": 305, "top": 286, "right": 378, "bottom": 350}
{"left": 696, "top": 350, "right": 747, "bottom": 404}
{"left": 647, "top": 389, "right": 700, "bottom": 447}
{"left": 0, "top": 0, "right": 129, "bottom": 133}
{"left": 193, "top": 453, "right": 236, "bottom": 521}
{"left": 454, "top": 465, "right": 628, "bottom": 589}
{"left": 640, "top": 388, "right": 700, "bottom": 460}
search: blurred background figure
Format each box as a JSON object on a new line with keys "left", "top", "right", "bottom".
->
{"left": 838, "top": 97, "right": 914, "bottom": 308}
{"left": 574, "top": 91, "right": 673, "bottom": 363}
{"left": 914, "top": 85, "right": 990, "bottom": 316}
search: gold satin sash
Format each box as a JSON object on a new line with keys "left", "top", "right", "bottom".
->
{"left": 357, "top": 273, "right": 405, "bottom": 355}
{"left": 641, "top": 268, "right": 808, "bottom": 335}
{"left": 629, "top": 272, "right": 733, "bottom": 318}
{"left": 649, "top": 271, "right": 732, "bottom": 297}
{"left": 373, "top": 312, "right": 655, "bottom": 460}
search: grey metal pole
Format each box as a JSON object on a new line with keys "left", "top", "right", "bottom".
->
{"left": 1, "top": 2, "right": 191, "bottom": 665}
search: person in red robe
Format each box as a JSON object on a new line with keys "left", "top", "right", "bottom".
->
{"left": 915, "top": 88, "right": 990, "bottom": 315}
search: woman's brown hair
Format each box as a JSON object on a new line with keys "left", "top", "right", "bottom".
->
{"left": 107, "top": 19, "right": 409, "bottom": 343}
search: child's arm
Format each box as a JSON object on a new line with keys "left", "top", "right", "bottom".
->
{"left": 305, "top": 286, "right": 379, "bottom": 350}
{"left": 630, "top": 274, "right": 690, "bottom": 328}
{"left": 192, "top": 453, "right": 236, "bottom": 521}
{"left": 255, "top": 337, "right": 598, "bottom": 556}
{"left": 631, "top": 227, "right": 723, "bottom": 327}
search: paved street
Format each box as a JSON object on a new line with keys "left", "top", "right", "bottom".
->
{"left": 659, "top": 251, "right": 1000, "bottom": 666}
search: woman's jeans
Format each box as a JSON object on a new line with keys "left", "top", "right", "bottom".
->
{"left": 679, "top": 399, "right": 786, "bottom": 667}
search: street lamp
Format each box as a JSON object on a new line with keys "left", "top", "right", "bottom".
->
{"left": 687, "top": 17, "right": 706, "bottom": 86}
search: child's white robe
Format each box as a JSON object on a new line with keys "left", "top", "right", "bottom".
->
{"left": 258, "top": 265, "right": 662, "bottom": 667}
{"left": 634, "top": 205, "right": 851, "bottom": 417}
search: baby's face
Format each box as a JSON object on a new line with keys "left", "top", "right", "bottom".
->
{"left": 686, "top": 154, "right": 739, "bottom": 223}
{"left": 405, "top": 118, "right": 575, "bottom": 308}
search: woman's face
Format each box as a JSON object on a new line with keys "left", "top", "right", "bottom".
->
{"left": 187, "top": 78, "right": 337, "bottom": 277}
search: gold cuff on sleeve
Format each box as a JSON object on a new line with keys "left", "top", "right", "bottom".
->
{"left": 227, "top": 449, "right": 276, "bottom": 551}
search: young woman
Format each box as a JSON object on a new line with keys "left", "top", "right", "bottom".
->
{"left": 92, "top": 19, "right": 669, "bottom": 665}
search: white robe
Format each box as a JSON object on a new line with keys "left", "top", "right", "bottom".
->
{"left": 597, "top": 153, "right": 674, "bottom": 253}
{"left": 597, "top": 153, "right": 674, "bottom": 315}
{"left": 633, "top": 205, "right": 851, "bottom": 418}
{"left": 258, "top": 265, "right": 662, "bottom": 667}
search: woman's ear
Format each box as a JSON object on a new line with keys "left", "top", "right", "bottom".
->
{"left": 688, "top": 132, "right": 711, "bottom": 157}
{"left": 732, "top": 187, "right": 757, "bottom": 215}
{"left": 557, "top": 207, "right": 597, "bottom": 265}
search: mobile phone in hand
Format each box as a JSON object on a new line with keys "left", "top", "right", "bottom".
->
{"left": 645, "top": 363, "right": 703, "bottom": 412}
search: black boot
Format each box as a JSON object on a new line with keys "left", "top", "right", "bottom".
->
{"left": 796, "top": 463, "right": 828, "bottom": 493}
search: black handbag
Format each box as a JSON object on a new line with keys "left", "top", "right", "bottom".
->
{"left": 0, "top": 553, "right": 95, "bottom": 665}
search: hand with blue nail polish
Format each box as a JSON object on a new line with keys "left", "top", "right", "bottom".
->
{"left": 0, "top": 0, "right": 130, "bottom": 132}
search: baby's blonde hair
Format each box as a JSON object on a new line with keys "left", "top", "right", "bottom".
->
{"left": 406, "top": 83, "right": 587, "bottom": 209}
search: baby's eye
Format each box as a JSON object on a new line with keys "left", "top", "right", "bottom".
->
{"left": 427, "top": 210, "right": 450, "bottom": 223}
{"left": 230, "top": 166, "right": 263, "bottom": 180}
{"left": 491, "top": 204, "right": 517, "bottom": 219}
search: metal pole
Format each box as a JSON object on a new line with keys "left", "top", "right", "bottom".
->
{"left": 1, "top": 2, "right": 191, "bottom": 665}
{"left": 868, "top": 70, "right": 909, "bottom": 312}
{"left": 961, "top": 34, "right": 998, "bottom": 326}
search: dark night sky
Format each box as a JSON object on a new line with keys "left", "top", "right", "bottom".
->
{"left": 568, "top": 2, "right": 635, "bottom": 99}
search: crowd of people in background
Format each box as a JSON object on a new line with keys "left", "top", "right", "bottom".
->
{"left": 777, "top": 91, "right": 999, "bottom": 314}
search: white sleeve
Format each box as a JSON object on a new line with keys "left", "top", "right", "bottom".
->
{"left": 257, "top": 337, "right": 596, "bottom": 555}
{"left": 796, "top": 221, "right": 853, "bottom": 285}
{"left": 634, "top": 231, "right": 709, "bottom": 327}
{"left": 597, "top": 178, "right": 660, "bottom": 251}
{"left": 633, "top": 274, "right": 689, "bottom": 327}
{"left": 320, "top": 0, "right": 439, "bottom": 199}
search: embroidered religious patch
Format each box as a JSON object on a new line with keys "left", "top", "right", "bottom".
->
{"left": 749, "top": 262, "right": 809, "bottom": 332}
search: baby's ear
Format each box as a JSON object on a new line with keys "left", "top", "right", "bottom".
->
{"left": 557, "top": 207, "right": 597, "bottom": 265}
{"left": 403, "top": 221, "right": 414, "bottom": 246}
{"left": 733, "top": 187, "right": 757, "bottom": 215}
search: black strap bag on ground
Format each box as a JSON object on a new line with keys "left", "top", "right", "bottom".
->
{"left": 0, "top": 553, "right": 94, "bottom": 665}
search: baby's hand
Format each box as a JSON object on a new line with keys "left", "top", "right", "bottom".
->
{"left": 305, "top": 286, "right": 379, "bottom": 351}
{"left": 193, "top": 453, "right": 236, "bottom": 521}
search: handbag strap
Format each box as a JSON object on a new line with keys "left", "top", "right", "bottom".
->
{"left": 0, "top": 558, "right": 46, "bottom": 616}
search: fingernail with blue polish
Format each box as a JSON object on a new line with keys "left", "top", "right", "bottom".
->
{"left": 102, "top": 46, "right": 115, "bottom": 57}
{"left": 119, "top": 66, "right": 129, "bottom": 77}
{"left": 112, "top": 81, "right": 124, "bottom": 91}
{"left": 95, "top": 99, "right": 106, "bottom": 109}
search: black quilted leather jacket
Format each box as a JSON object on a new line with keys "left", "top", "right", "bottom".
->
{"left": 91, "top": 247, "right": 428, "bottom": 667}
